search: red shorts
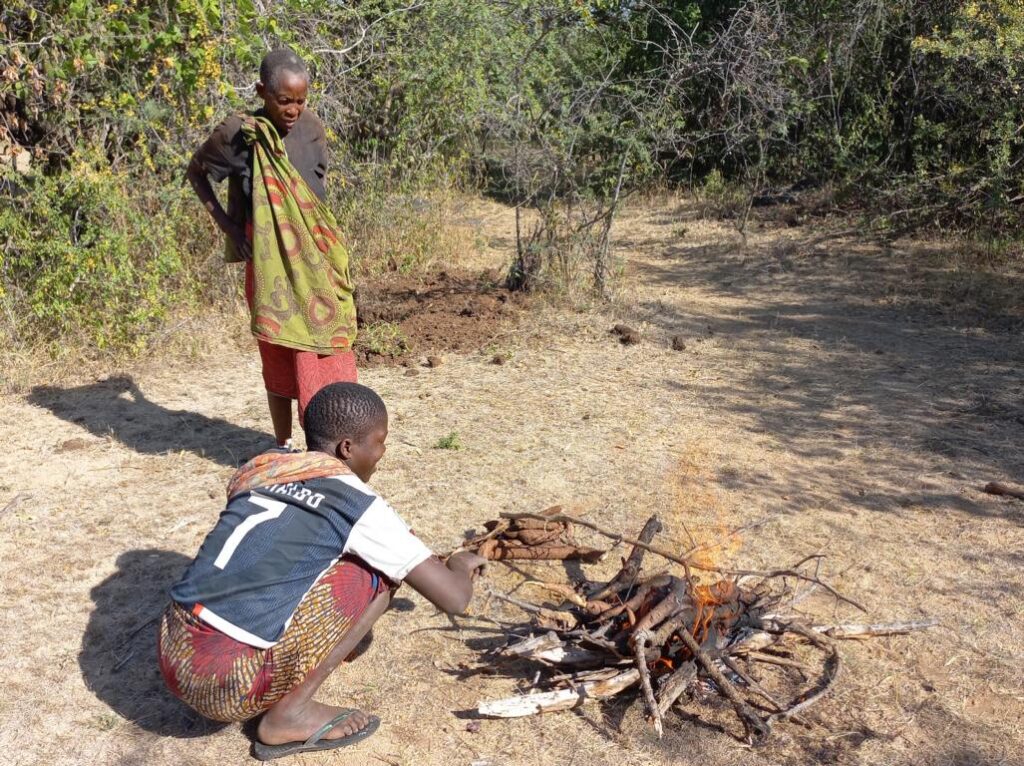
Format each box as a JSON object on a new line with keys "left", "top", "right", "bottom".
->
{"left": 244, "top": 261, "right": 357, "bottom": 421}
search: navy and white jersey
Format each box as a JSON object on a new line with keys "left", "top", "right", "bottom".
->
{"left": 171, "top": 473, "right": 432, "bottom": 648}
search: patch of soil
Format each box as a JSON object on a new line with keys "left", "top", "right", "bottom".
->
{"left": 354, "top": 269, "right": 522, "bottom": 366}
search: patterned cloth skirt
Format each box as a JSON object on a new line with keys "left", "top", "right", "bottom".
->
{"left": 244, "top": 260, "right": 358, "bottom": 422}
{"left": 158, "top": 555, "right": 388, "bottom": 722}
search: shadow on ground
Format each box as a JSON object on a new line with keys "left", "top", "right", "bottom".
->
{"left": 29, "top": 375, "right": 268, "bottom": 467}
{"left": 79, "top": 549, "right": 225, "bottom": 738}
{"left": 620, "top": 209, "right": 1024, "bottom": 532}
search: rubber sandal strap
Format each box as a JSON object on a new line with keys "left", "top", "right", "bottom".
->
{"left": 302, "top": 709, "right": 356, "bottom": 748}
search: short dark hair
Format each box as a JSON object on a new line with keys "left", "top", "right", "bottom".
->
{"left": 259, "top": 48, "right": 309, "bottom": 91}
{"left": 304, "top": 383, "right": 387, "bottom": 452}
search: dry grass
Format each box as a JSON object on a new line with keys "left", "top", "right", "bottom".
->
{"left": 1, "top": 197, "right": 1023, "bottom": 766}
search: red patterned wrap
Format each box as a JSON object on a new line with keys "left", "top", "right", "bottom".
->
{"left": 158, "top": 555, "right": 388, "bottom": 722}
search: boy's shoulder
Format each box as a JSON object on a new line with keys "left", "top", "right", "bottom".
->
{"left": 210, "top": 112, "right": 251, "bottom": 141}
{"left": 296, "top": 108, "right": 326, "bottom": 139}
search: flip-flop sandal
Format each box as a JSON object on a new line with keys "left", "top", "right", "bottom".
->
{"left": 252, "top": 709, "right": 380, "bottom": 761}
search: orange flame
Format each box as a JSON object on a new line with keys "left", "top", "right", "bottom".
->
{"left": 664, "top": 447, "right": 742, "bottom": 579}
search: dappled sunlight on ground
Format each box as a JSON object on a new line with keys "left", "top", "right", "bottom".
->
{"left": 1, "top": 198, "right": 1022, "bottom": 765}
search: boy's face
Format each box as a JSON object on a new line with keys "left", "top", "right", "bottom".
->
{"left": 339, "top": 416, "right": 389, "bottom": 483}
{"left": 256, "top": 71, "right": 308, "bottom": 136}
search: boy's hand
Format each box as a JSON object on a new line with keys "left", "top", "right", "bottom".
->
{"left": 447, "top": 551, "right": 488, "bottom": 581}
{"left": 226, "top": 222, "right": 253, "bottom": 260}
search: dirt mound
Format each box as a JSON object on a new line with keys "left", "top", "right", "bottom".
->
{"left": 355, "top": 269, "right": 521, "bottom": 366}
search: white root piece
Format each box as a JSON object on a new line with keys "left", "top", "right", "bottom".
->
{"left": 500, "top": 632, "right": 562, "bottom": 658}
{"left": 477, "top": 669, "right": 641, "bottom": 718}
{"left": 812, "top": 618, "right": 939, "bottom": 639}
{"left": 521, "top": 581, "right": 588, "bottom": 607}
{"left": 728, "top": 631, "right": 777, "bottom": 654}
{"left": 500, "top": 631, "right": 614, "bottom": 667}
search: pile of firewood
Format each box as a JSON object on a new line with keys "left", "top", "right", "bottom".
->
{"left": 462, "top": 505, "right": 605, "bottom": 562}
{"left": 468, "top": 512, "right": 937, "bottom": 744}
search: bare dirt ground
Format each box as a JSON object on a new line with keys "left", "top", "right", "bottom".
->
{"left": 1, "top": 198, "right": 1023, "bottom": 766}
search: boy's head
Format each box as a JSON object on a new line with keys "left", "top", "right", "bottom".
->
{"left": 304, "top": 383, "right": 388, "bottom": 482}
{"left": 256, "top": 48, "right": 309, "bottom": 136}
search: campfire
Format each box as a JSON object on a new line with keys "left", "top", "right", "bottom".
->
{"left": 461, "top": 509, "right": 937, "bottom": 743}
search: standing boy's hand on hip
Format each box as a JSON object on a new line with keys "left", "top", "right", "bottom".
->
{"left": 226, "top": 222, "right": 253, "bottom": 260}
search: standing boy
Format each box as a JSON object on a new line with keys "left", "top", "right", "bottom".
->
{"left": 187, "top": 49, "right": 357, "bottom": 448}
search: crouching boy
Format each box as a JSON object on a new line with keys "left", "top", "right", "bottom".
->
{"left": 158, "top": 382, "right": 486, "bottom": 760}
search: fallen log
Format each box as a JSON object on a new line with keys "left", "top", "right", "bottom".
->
{"left": 477, "top": 669, "right": 641, "bottom": 717}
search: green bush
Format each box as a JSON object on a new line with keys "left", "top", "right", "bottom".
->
{"left": 356, "top": 321, "right": 410, "bottom": 357}
{"left": 0, "top": 156, "right": 197, "bottom": 353}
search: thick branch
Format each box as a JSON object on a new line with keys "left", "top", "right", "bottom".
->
{"left": 589, "top": 514, "right": 662, "bottom": 600}
{"left": 633, "top": 629, "right": 664, "bottom": 737}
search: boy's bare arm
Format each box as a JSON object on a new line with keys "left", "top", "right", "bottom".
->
{"left": 404, "top": 552, "right": 487, "bottom": 615}
{"left": 186, "top": 156, "right": 251, "bottom": 259}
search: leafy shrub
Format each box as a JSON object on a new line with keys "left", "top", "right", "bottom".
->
{"left": 0, "top": 155, "right": 201, "bottom": 354}
{"left": 332, "top": 168, "right": 476, "bottom": 279}
{"left": 356, "top": 321, "right": 410, "bottom": 357}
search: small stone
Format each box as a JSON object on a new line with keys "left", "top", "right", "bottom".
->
{"left": 609, "top": 323, "right": 635, "bottom": 337}
{"left": 620, "top": 330, "right": 641, "bottom": 345}
{"left": 491, "top": 354, "right": 505, "bottom": 365}
{"left": 465, "top": 721, "right": 481, "bottom": 734}
{"left": 671, "top": 335, "right": 687, "bottom": 351}
{"left": 404, "top": 368, "right": 420, "bottom": 377}
{"left": 426, "top": 355, "right": 444, "bottom": 368}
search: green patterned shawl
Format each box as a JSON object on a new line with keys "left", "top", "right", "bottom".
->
{"left": 241, "top": 116, "right": 357, "bottom": 354}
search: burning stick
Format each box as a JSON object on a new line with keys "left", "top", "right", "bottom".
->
{"left": 655, "top": 660, "right": 697, "bottom": 716}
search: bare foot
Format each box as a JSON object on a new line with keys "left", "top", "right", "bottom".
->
{"left": 257, "top": 701, "right": 373, "bottom": 745}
